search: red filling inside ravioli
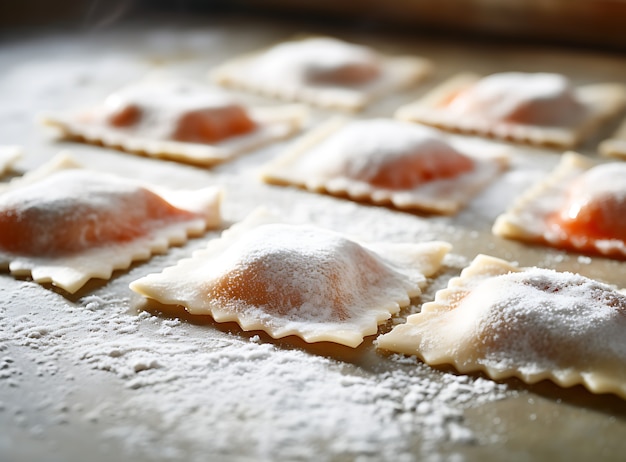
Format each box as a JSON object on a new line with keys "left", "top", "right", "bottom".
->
{"left": 209, "top": 257, "right": 352, "bottom": 321}
{"left": 252, "top": 37, "right": 382, "bottom": 88}
{"left": 107, "top": 102, "right": 257, "bottom": 144}
{"left": 171, "top": 106, "right": 257, "bottom": 143}
{"left": 102, "top": 80, "right": 258, "bottom": 144}
{"left": 550, "top": 164, "right": 626, "bottom": 241}
{"left": 206, "top": 225, "right": 391, "bottom": 321}
{"left": 362, "top": 146, "right": 475, "bottom": 190}
{"left": 308, "top": 120, "right": 477, "bottom": 191}
{"left": 0, "top": 171, "right": 196, "bottom": 256}
{"left": 445, "top": 73, "right": 584, "bottom": 126}
{"left": 305, "top": 61, "right": 381, "bottom": 86}
{"left": 108, "top": 104, "right": 143, "bottom": 127}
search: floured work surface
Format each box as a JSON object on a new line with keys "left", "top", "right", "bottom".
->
{"left": 1, "top": 16, "right": 626, "bottom": 462}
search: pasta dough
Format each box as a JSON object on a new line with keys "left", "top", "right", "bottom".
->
{"left": 262, "top": 118, "right": 508, "bottom": 214}
{"left": 211, "top": 36, "right": 432, "bottom": 111}
{"left": 130, "top": 209, "right": 451, "bottom": 347}
{"left": 396, "top": 72, "right": 626, "bottom": 148}
{"left": 377, "top": 254, "right": 626, "bottom": 399}
{"left": 41, "top": 80, "right": 306, "bottom": 166}
{"left": 0, "top": 154, "right": 221, "bottom": 293}
{"left": 493, "top": 151, "right": 626, "bottom": 258}
{"left": 599, "top": 118, "right": 626, "bottom": 159}
{"left": 0, "top": 146, "right": 21, "bottom": 176}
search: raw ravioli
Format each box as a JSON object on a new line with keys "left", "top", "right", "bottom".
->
{"left": 377, "top": 254, "right": 626, "bottom": 399}
{"left": 41, "top": 80, "right": 306, "bottom": 166}
{"left": 211, "top": 36, "right": 432, "bottom": 111}
{"left": 396, "top": 72, "right": 626, "bottom": 148}
{"left": 0, "top": 154, "right": 221, "bottom": 293}
{"left": 599, "top": 118, "right": 626, "bottom": 159}
{"left": 262, "top": 118, "right": 508, "bottom": 214}
{"left": 493, "top": 151, "right": 626, "bottom": 258}
{"left": 130, "top": 209, "right": 451, "bottom": 347}
{"left": 0, "top": 146, "right": 21, "bottom": 176}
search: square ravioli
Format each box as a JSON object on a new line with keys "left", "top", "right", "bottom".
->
{"left": 41, "top": 80, "right": 306, "bottom": 166}
{"left": 395, "top": 72, "right": 626, "bottom": 148}
{"left": 599, "top": 118, "right": 626, "bottom": 159}
{"left": 493, "top": 151, "right": 626, "bottom": 258}
{"left": 0, "top": 146, "right": 21, "bottom": 176}
{"left": 261, "top": 118, "right": 508, "bottom": 214}
{"left": 130, "top": 208, "right": 451, "bottom": 347}
{"left": 377, "top": 254, "right": 626, "bottom": 399}
{"left": 0, "top": 153, "right": 221, "bottom": 293}
{"left": 210, "top": 36, "right": 432, "bottom": 111}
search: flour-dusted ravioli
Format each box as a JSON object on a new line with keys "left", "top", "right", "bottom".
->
{"left": 396, "top": 72, "right": 626, "bottom": 148}
{"left": 261, "top": 118, "right": 508, "bottom": 214}
{"left": 599, "top": 118, "right": 626, "bottom": 159}
{"left": 211, "top": 36, "right": 432, "bottom": 111}
{"left": 493, "top": 152, "right": 626, "bottom": 258}
{"left": 41, "top": 80, "right": 306, "bottom": 166}
{"left": 0, "top": 154, "right": 221, "bottom": 293}
{"left": 130, "top": 209, "right": 451, "bottom": 347}
{"left": 377, "top": 254, "right": 626, "bottom": 399}
{"left": 0, "top": 146, "right": 21, "bottom": 176}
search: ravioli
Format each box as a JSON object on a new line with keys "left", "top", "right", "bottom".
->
{"left": 599, "top": 118, "right": 626, "bottom": 159}
{"left": 211, "top": 36, "right": 432, "bottom": 111}
{"left": 130, "top": 209, "right": 451, "bottom": 347}
{"left": 262, "top": 118, "right": 508, "bottom": 214}
{"left": 41, "top": 80, "right": 306, "bottom": 166}
{"left": 0, "top": 154, "right": 221, "bottom": 293}
{"left": 0, "top": 146, "right": 21, "bottom": 176}
{"left": 395, "top": 72, "right": 626, "bottom": 148}
{"left": 493, "top": 151, "right": 626, "bottom": 258}
{"left": 377, "top": 254, "right": 626, "bottom": 399}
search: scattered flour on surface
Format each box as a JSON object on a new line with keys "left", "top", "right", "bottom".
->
{"left": 78, "top": 332, "right": 509, "bottom": 462}
{"left": 1, "top": 280, "right": 511, "bottom": 462}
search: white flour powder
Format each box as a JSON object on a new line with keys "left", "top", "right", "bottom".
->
{"left": 0, "top": 264, "right": 510, "bottom": 462}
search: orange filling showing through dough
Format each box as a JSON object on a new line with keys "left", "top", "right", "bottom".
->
{"left": 305, "top": 62, "right": 381, "bottom": 86}
{"left": 443, "top": 73, "right": 583, "bottom": 126}
{"left": 107, "top": 103, "right": 257, "bottom": 144}
{"left": 172, "top": 106, "right": 257, "bottom": 143}
{"left": 0, "top": 186, "right": 195, "bottom": 256}
{"left": 208, "top": 258, "right": 349, "bottom": 321}
{"left": 107, "top": 104, "right": 142, "bottom": 127}
{"left": 550, "top": 194, "right": 626, "bottom": 242}
{"left": 549, "top": 166, "right": 626, "bottom": 242}
{"left": 361, "top": 148, "right": 475, "bottom": 190}
{"left": 206, "top": 238, "right": 391, "bottom": 321}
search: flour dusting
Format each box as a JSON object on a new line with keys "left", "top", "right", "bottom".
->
{"left": 0, "top": 279, "right": 511, "bottom": 461}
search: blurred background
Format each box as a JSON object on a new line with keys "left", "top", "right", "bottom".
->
{"left": 2, "top": 0, "right": 626, "bottom": 50}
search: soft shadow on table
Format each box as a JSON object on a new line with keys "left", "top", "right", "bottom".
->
{"left": 134, "top": 296, "right": 376, "bottom": 364}
{"left": 521, "top": 377, "right": 626, "bottom": 418}
{"left": 40, "top": 226, "right": 230, "bottom": 302}
{"left": 397, "top": 358, "right": 626, "bottom": 419}
{"left": 40, "top": 262, "right": 161, "bottom": 303}
{"left": 271, "top": 183, "right": 440, "bottom": 219}
{"left": 135, "top": 295, "right": 626, "bottom": 419}
{"left": 0, "top": 168, "right": 25, "bottom": 183}
{"left": 44, "top": 273, "right": 131, "bottom": 302}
